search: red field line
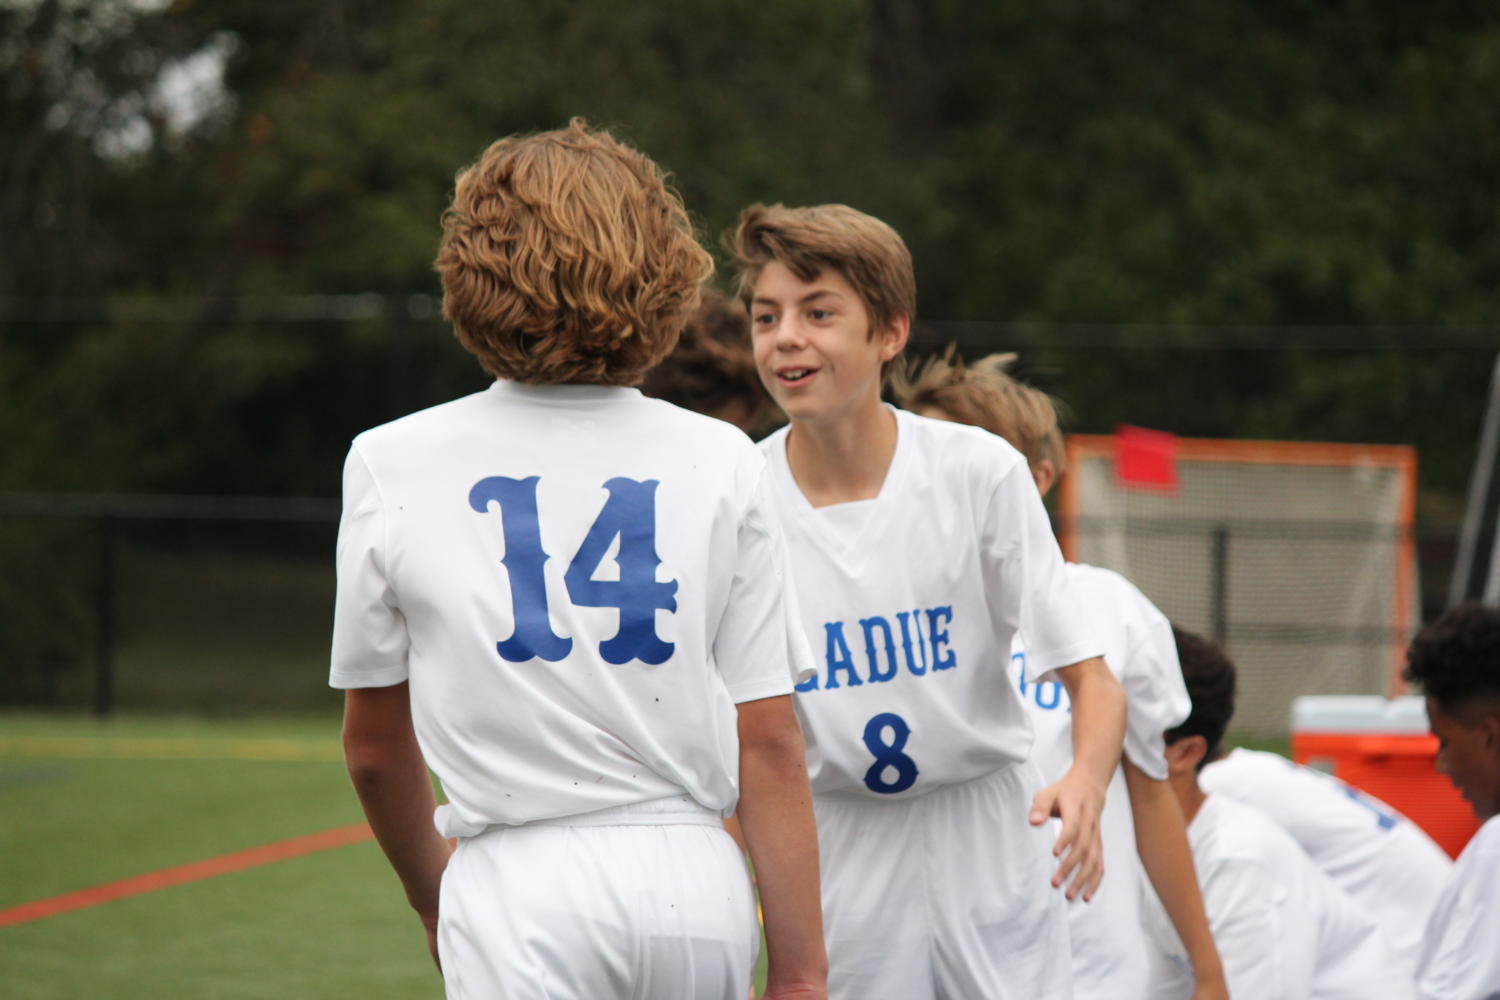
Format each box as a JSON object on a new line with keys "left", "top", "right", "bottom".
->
{"left": 0, "top": 822, "right": 373, "bottom": 929}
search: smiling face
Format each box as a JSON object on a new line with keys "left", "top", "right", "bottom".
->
{"left": 748, "top": 260, "right": 907, "bottom": 427}
{"left": 1427, "top": 696, "right": 1500, "bottom": 821}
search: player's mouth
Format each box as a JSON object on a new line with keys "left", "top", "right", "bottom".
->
{"left": 776, "top": 366, "right": 818, "bottom": 387}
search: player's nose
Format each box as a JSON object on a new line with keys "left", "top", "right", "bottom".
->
{"left": 773, "top": 316, "right": 808, "bottom": 350}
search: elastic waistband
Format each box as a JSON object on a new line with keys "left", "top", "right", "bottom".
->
{"left": 505, "top": 794, "right": 722, "bottom": 832}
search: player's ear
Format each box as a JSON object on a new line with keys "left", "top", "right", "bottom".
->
{"left": 1032, "top": 459, "right": 1057, "bottom": 497}
{"left": 877, "top": 312, "right": 910, "bottom": 362}
{"left": 1481, "top": 709, "right": 1500, "bottom": 755}
{"left": 1164, "top": 735, "right": 1207, "bottom": 776}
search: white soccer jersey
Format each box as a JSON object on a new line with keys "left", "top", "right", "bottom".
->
{"left": 1415, "top": 814, "right": 1500, "bottom": 1000}
{"left": 761, "top": 408, "right": 1101, "bottom": 799}
{"left": 1012, "top": 562, "right": 1190, "bottom": 1000}
{"left": 1200, "top": 747, "right": 1451, "bottom": 980}
{"left": 1144, "top": 794, "right": 1403, "bottom": 1000}
{"left": 331, "top": 380, "right": 810, "bottom": 838}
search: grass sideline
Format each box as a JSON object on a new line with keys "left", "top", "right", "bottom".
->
{"left": 0, "top": 713, "right": 772, "bottom": 998}
{"left": 2, "top": 711, "right": 1282, "bottom": 997}
{"left": 0, "top": 713, "right": 440, "bottom": 999}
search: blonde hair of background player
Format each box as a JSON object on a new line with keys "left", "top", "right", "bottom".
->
{"left": 894, "top": 348, "right": 1230, "bottom": 1000}
{"left": 436, "top": 117, "right": 712, "bottom": 387}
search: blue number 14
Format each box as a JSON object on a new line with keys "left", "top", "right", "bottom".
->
{"left": 468, "top": 476, "right": 678, "bottom": 665}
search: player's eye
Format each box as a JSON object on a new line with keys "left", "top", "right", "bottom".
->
{"left": 751, "top": 312, "right": 776, "bottom": 327}
{"left": 808, "top": 309, "right": 832, "bottom": 321}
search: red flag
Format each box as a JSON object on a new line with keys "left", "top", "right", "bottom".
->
{"left": 1115, "top": 425, "right": 1180, "bottom": 493}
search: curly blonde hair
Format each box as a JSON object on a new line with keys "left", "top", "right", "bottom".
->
{"left": 436, "top": 119, "right": 713, "bottom": 386}
{"left": 893, "top": 346, "right": 1067, "bottom": 475}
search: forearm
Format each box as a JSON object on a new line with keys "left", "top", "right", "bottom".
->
{"left": 736, "top": 700, "right": 827, "bottom": 994}
{"left": 1060, "top": 656, "right": 1126, "bottom": 789}
{"left": 1124, "top": 761, "right": 1225, "bottom": 993}
{"left": 343, "top": 688, "right": 452, "bottom": 923}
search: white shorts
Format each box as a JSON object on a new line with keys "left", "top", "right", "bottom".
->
{"left": 814, "top": 763, "right": 1073, "bottom": 1000}
{"left": 437, "top": 795, "right": 758, "bottom": 1000}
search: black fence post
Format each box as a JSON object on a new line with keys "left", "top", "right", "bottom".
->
{"left": 1212, "top": 524, "right": 1229, "bottom": 646}
{"left": 95, "top": 514, "right": 117, "bottom": 717}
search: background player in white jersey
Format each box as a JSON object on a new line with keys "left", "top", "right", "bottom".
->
{"left": 1403, "top": 601, "right": 1500, "bottom": 999}
{"left": 1199, "top": 746, "right": 1450, "bottom": 982}
{"left": 331, "top": 120, "right": 827, "bottom": 1000}
{"left": 895, "top": 350, "right": 1228, "bottom": 1000}
{"left": 1151, "top": 626, "right": 1402, "bottom": 1000}
{"left": 730, "top": 203, "right": 1126, "bottom": 1000}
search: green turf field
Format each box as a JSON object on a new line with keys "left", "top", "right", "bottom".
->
{"left": 1, "top": 711, "right": 1282, "bottom": 997}
{"left": 0, "top": 713, "right": 773, "bottom": 998}
{"left": 0, "top": 714, "right": 442, "bottom": 1000}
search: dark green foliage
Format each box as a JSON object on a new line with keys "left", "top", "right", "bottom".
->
{"left": 1, "top": 0, "right": 1496, "bottom": 503}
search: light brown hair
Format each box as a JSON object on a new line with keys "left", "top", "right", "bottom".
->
{"left": 728, "top": 202, "right": 916, "bottom": 351}
{"left": 893, "top": 346, "right": 1067, "bottom": 475}
{"left": 436, "top": 118, "right": 713, "bottom": 386}
{"left": 639, "top": 287, "right": 778, "bottom": 435}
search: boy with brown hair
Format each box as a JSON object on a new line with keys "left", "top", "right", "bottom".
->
{"left": 896, "top": 350, "right": 1228, "bottom": 1000}
{"left": 332, "top": 121, "right": 826, "bottom": 1000}
{"left": 731, "top": 202, "right": 1125, "bottom": 1000}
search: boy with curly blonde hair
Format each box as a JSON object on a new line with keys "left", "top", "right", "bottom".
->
{"left": 732, "top": 203, "right": 1125, "bottom": 1000}
{"left": 332, "top": 121, "right": 826, "bottom": 1000}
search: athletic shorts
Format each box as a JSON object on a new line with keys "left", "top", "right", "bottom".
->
{"left": 437, "top": 795, "right": 758, "bottom": 1000}
{"left": 814, "top": 762, "right": 1073, "bottom": 1000}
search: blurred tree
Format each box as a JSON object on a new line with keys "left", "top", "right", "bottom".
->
{"left": 0, "top": 0, "right": 1496, "bottom": 503}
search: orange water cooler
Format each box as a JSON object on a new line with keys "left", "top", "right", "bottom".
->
{"left": 1290, "top": 695, "right": 1481, "bottom": 859}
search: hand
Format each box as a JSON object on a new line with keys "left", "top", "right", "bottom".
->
{"left": 1029, "top": 768, "right": 1107, "bottom": 901}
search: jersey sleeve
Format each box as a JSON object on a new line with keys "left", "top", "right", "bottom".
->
{"left": 329, "top": 444, "right": 410, "bottom": 689}
{"left": 992, "top": 462, "right": 1102, "bottom": 682}
{"left": 1118, "top": 600, "right": 1191, "bottom": 780}
{"left": 712, "top": 469, "right": 812, "bottom": 704}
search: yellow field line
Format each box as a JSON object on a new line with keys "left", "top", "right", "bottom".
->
{"left": 0, "top": 735, "right": 343, "bottom": 763}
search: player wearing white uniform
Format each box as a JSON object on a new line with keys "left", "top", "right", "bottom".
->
{"left": 1404, "top": 602, "right": 1500, "bottom": 1000}
{"left": 731, "top": 203, "right": 1126, "bottom": 1000}
{"left": 895, "top": 351, "right": 1227, "bottom": 1000}
{"left": 1154, "top": 627, "right": 1403, "bottom": 1000}
{"left": 1013, "top": 564, "right": 1194, "bottom": 1000}
{"left": 1143, "top": 794, "right": 1400, "bottom": 1000}
{"left": 332, "top": 122, "right": 827, "bottom": 1000}
{"left": 1200, "top": 746, "right": 1451, "bottom": 980}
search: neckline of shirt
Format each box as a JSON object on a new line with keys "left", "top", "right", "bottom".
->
{"left": 488, "top": 379, "right": 643, "bottom": 405}
{"left": 770, "top": 404, "right": 915, "bottom": 516}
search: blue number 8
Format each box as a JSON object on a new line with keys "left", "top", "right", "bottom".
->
{"left": 862, "top": 712, "right": 918, "bottom": 794}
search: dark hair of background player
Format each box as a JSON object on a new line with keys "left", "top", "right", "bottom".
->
{"left": 1167, "top": 624, "right": 1238, "bottom": 770}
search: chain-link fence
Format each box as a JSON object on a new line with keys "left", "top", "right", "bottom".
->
{"left": 0, "top": 489, "right": 1467, "bottom": 725}
{"left": 0, "top": 494, "right": 339, "bottom": 715}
